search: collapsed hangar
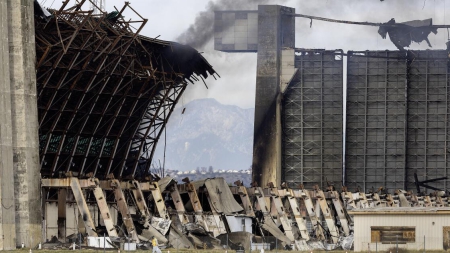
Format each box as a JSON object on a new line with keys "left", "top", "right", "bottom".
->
{"left": 2, "top": 0, "right": 450, "bottom": 251}
{"left": 1, "top": 0, "right": 219, "bottom": 249}
{"left": 34, "top": 0, "right": 217, "bottom": 246}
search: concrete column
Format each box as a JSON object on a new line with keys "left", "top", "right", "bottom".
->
{"left": 252, "top": 5, "right": 295, "bottom": 187}
{"left": 0, "top": 1, "right": 16, "bottom": 250}
{"left": 7, "top": 0, "right": 42, "bottom": 247}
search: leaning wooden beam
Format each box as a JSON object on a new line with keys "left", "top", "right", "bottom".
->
{"left": 168, "top": 184, "right": 188, "bottom": 224}
{"left": 358, "top": 192, "right": 370, "bottom": 208}
{"left": 341, "top": 190, "right": 357, "bottom": 209}
{"left": 230, "top": 185, "right": 255, "bottom": 217}
{"left": 315, "top": 189, "right": 339, "bottom": 243}
{"left": 296, "top": 189, "right": 325, "bottom": 240}
{"left": 371, "top": 192, "right": 382, "bottom": 207}
{"left": 178, "top": 182, "right": 209, "bottom": 232}
{"left": 266, "top": 186, "right": 295, "bottom": 242}
{"left": 110, "top": 179, "right": 140, "bottom": 243}
{"left": 150, "top": 181, "right": 169, "bottom": 220}
{"left": 92, "top": 179, "right": 118, "bottom": 237}
{"left": 129, "top": 180, "right": 152, "bottom": 226}
{"left": 247, "top": 187, "right": 292, "bottom": 245}
{"left": 330, "top": 190, "right": 350, "bottom": 237}
{"left": 70, "top": 177, "right": 98, "bottom": 237}
{"left": 287, "top": 189, "right": 309, "bottom": 240}
{"left": 396, "top": 190, "right": 411, "bottom": 207}
{"left": 199, "top": 180, "right": 227, "bottom": 236}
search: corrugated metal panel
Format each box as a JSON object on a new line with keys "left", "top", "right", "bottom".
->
{"left": 283, "top": 49, "right": 450, "bottom": 192}
{"left": 346, "top": 50, "right": 450, "bottom": 192}
{"left": 346, "top": 51, "right": 408, "bottom": 192}
{"left": 406, "top": 50, "right": 450, "bottom": 191}
{"left": 282, "top": 50, "right": 343, "bottom": 188}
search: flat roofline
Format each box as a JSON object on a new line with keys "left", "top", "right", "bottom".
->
{"left": 349, "top": 207, "right": 450, "bottom": 215}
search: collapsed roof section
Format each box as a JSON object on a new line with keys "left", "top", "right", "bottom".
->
{"left": 35, "top": 0, "right": 216, "bottom": 180}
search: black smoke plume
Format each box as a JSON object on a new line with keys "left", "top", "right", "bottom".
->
{"left": 177, "top": 0, "right": 287, "bottom": 49}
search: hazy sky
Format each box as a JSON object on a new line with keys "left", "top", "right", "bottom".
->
{"left": 44, "top": 0, "right": 450, "bottom": 109}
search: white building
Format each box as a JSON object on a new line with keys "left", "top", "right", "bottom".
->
{"left": 349, "top": 207, "right": 450, "bottom": 252}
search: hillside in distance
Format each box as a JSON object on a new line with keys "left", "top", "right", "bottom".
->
{"left": 152, "top": 98, "right": 254, "bottom": 173}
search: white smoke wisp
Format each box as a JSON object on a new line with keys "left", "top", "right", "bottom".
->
{"left": 176, "top": 0, "right": 288, "bottom": 49}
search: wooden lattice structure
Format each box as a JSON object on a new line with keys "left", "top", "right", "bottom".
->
{"left": 35, "top": 0, "right": 216, "bottom": 179}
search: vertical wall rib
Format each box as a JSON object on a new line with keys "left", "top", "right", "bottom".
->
{"left": 282, "top": 50, "right": 343, "bottom": 188}
{"left": 346, "top": 51, "right": 408, "bottom": 192}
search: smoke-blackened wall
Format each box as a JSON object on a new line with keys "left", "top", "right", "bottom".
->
{"left": 252, "top": 5, "right": 295, "bottom": 187}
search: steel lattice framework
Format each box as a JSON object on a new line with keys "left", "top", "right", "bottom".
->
{"left": 282, "top": 49, "right": 343, "bottom": 189}
{"left": 35, "top": 1, "right": 216, "bottom": 179}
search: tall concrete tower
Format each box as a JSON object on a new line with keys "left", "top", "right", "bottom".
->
{"left": 215, "top": 5, "right": 296, "bottom": 187}
{"left": 0, "top": 0, "right": 42, "bottom": 249}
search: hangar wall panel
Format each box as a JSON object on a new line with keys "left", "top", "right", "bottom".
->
{"left": 346, "top": 51, "right": 408, "bottom": 191}
{"left": 406, "top": 50, "right": 450, "bottom": 191}
{"left": 282, "top": 50, "right": 343, "bottom": 188}
{"left": 346, "top": 50, "right": 450, "bottom": 192}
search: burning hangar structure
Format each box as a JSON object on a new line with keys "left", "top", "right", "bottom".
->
{"left": 1, "top": 0, "right": 450, "bottom": 251}
{"left": 214, "top": 6, "right": 450, "bottom": 193}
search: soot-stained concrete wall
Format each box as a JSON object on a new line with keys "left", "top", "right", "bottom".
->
{"left": 252, "top": 5, "right": 295, "bottom": 187}
{"left": 0, "top": 0, "right": 42, "bottom": 248}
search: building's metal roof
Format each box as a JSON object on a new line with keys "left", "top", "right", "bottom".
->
{"left": 349, "top": 207, "right": 450, "bottom": 215}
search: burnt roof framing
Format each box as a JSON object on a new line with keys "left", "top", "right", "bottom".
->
{"left": 35, "top": 0, "right": 216, "bottom": 179}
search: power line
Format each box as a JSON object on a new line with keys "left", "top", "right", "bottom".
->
{"left": 291, "top": 13, "right": 450, "bottom": 29}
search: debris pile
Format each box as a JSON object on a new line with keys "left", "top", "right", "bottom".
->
{"left": 41, "top": 175, "right": 450, "bottom": 251}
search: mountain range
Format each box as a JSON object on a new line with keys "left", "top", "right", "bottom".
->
{"left": 152, "top": 98, "right": 254, "bottom": 172}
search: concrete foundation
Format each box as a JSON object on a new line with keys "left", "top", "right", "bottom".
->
{"left": 0, "top": 0, "right": 42, "bottom": 248}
